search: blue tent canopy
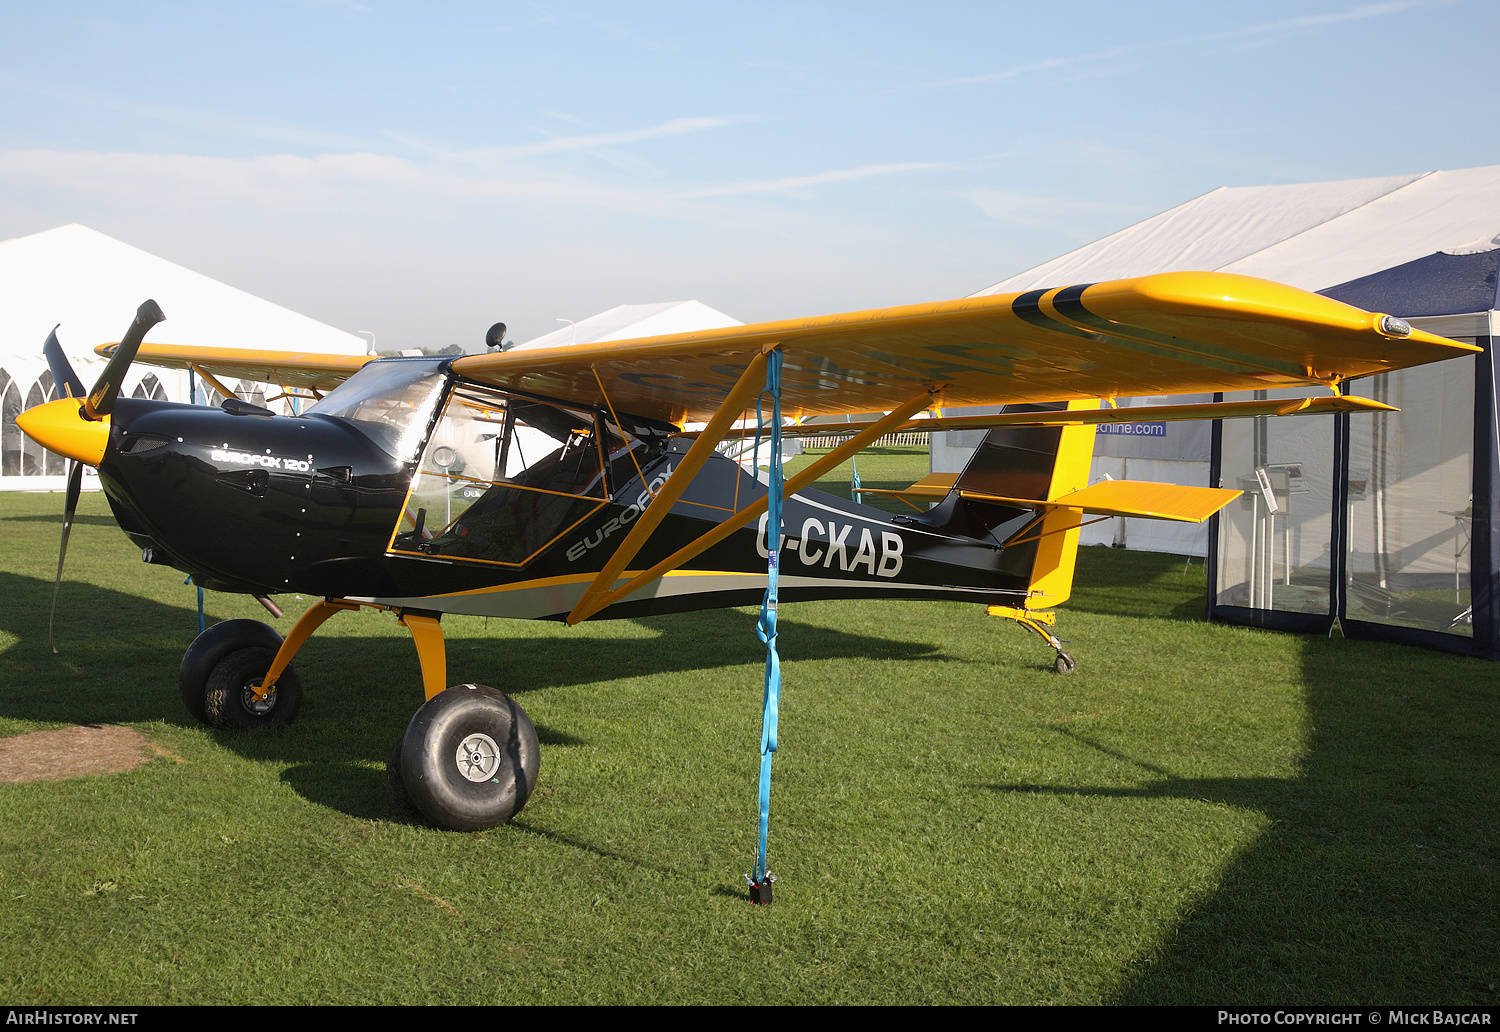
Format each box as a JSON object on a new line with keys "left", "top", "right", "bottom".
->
{"left": 1322, "top": 249, "right": 1500, "bottom": 318}
{"left": 1207, "top": 249, "right": 1499, "bottom": 659}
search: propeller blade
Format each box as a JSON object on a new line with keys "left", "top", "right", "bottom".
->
{"left": 85, "top": 299, "right": 165, "bottom": 419}
{"left": 48, "top": 459, "right": 85, "bottom": 654}
{"left": 42, "top": 326, "right": 86, "bottom": 401}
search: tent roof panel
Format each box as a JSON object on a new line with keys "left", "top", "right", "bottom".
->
{"left": 1224, "top": 166, "right": 1500, "bottom": 289}
{"left": 974, "top": 164, "right": 1500, "bottom": 299}
{"left": 0, "top": 224, "right": 365, "bottom": 368}
{"left": 512, "top": 299, "right": 742, "bottom": 351}
{"left": 973, "top": 172, "right": 1427, "bottom": 295}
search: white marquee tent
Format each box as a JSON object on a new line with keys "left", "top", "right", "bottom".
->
{"left": 975, "top": 165, "right": 1500, "bottom": 299}
{"left": 950, "top": 164, "right": 1500, "bottom": 558}
{"left": 0, "top": 224, "right": 367, "bottom": 491}
{"left": 963, "top": 163, "right": 1500, "bottom": 656}
{"left": 513, "top": 300, "right": 742, "bottom": 350}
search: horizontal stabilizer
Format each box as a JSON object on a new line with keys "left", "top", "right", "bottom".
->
{"left": 855, "top": 471, "right": 957, "bottom": 504}
{"left": 962, "top": 480, "right": 1241, "bottom": 523}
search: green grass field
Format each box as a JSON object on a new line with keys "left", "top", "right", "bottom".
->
{"left": 0, "top": 451, "right": 1496, "bottom": 1005}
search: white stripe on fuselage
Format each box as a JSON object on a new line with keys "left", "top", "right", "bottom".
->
{"left": 355, "top": 570, "right": 1020, "bottom": 620}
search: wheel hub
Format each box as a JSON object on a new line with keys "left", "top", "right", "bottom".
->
{"left": 241, "top": 680, "right": 277, "bottom": 715}
{"left": 456, "top": 732, "right": 501, "bottom": 782}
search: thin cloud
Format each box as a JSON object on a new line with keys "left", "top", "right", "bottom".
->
{"left": 458, "top": 115, "right": 754, "bottom": 162}
{"left": 1227, "top": 0, "right": 1447, "bottom": 36}
{"left": 874, "top": 50, "right": 1127, "bottom": 96}
{"left": 876, "top": 0, "right": 1445, "bottom": 96}
{"left": 957, "top": 188, "right": 1143, "bottom": 236}
{"left": 0, "top": 146, "right": 956, "bottom": 226}
{"left": 687, "top": 162, "right": 950, "bottom": 198}
{"left": 0, "top": 71, "right": 366, "bottom": 151}
{"left": 378, "top": 129, "right": 451, "bottom": 156}
{"left": 538, "top": 109, "right": 592, "bottom": 128}
{"left": 378, "top": 115, "right": 751, "bottom": 168}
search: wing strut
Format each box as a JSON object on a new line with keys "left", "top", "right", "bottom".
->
{"left": 567, "top": 384, "right": 938, "bottom": 625}
{"left": 189, "top": 364, "right": 239, "bottom": 404}
{"left": 567, "top": 347, "right": 774, "bottom": 625}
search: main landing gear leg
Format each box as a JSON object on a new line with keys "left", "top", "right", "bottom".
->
{"left": 178, "top": 598, "right": 361, "bottom": 728}
{"left": 986, "top": 604, "right": 1076, "bottom": 674}
{"left": 384, "top": 608, "right": 540, "bottom": 831}
{"left": 180, "top": 597, "right": 540, "bottom": 829}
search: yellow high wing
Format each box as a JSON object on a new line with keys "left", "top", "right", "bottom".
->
{"left": 449, "top": 271, "right": 1474, "bottom": 423}
{"left": 107, "top": 272, "right": 1474, "bottom": 418}
{"left": 94, "top": 341, "right": 375, "bottom": 400}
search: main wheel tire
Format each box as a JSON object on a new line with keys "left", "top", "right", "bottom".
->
{"left": 180, "top": 619, "right": 284, "bottom": 724}
{"left": 202, "top": 646, "right": 303, "bottom": 729}
{"left": 399, "top": 684, "right": 539, "bottom": 832}
{"left": 386, "top": 730, "right": 417, "bottom": 815}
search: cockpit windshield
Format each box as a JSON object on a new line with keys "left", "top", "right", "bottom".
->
{"left": 305, "top": 358, "right": 448, "bottom": 462}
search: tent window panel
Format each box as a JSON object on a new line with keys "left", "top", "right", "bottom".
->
{"left": 1215, "top": 389, "right": 1335, "bottom": 615}
{"left": 20, "top": 379, "right": 48, "bottom": 476}
{"left": 0, "top": 371, "right": 19, "bottom": 477}
{"left": 235, "top": 380, "right": 265, "bottom": 407}
{"left": 34, "top": 371, "right": 64, "bottom": 474}
{"left": 1346, "top": 357, "right": 1475, "bottom": 636}
{"left": 202, "top": 379, "right": 263, "bottom": 409}
{"left": 130, "top": 372, "right": 168, "bottom": 402}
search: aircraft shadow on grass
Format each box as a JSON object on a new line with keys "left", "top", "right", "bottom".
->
{"left": 0, "top": 570, "right": 943, "bottom": 830}
{"left": 978, "top": 654, "right": 1500, "bottom": 1003}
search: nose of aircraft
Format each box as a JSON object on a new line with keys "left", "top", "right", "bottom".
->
{"left": 15, "top": 398, "right": 112, "bottom": 466}
{"left": 21, "top": 300, "right": 165, "bottom": 655}
{"left": 18, "top": 298, "right": 164, "bottom": 466}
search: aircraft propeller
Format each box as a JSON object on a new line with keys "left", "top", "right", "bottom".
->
{"left": 31, "top": 300, "right": 166, "bottom": 651}
{"left": 87, "top": 298, "right": 165, "bottom": 419}
{"left": 42, "top": 325, "right": 86, "bottom": 402}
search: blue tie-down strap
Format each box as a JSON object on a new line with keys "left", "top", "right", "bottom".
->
{"left": 746, "top": 349, "right": 783, "bottom": 904}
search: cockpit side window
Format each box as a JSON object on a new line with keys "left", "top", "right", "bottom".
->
{"left": 389, "top": 382, "right": 629, "bottom": 566}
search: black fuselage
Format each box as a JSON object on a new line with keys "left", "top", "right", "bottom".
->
{"left": 97, "top": 372, "right": 1039, "bottom": 619}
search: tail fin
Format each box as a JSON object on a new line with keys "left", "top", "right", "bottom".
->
{"left": 949, "top": 399, "right": 1099, "bottom": 610}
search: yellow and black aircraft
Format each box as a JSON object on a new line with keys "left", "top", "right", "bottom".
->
{"left": 15, "top": 274, "right": 1477, "bottom": 832}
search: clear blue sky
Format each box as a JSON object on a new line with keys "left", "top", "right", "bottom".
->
{"left": 0, "top": 1, "right": 1492, "bottom": 349}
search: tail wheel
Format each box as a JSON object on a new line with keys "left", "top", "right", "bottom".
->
{"left": 180, "top": 619, "right": 284, "bottom": 724}
{"left": 203, "top": 646, "right": 303, "bottom": 729}
{"left": 1053, "top": 652, "right": 1077, "bottom": 675}
{"left": 399, "top": 684, "right": 539, "bottom": 831}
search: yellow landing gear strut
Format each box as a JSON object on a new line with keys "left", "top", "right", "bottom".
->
{"left": 251, "top": 597, "right": 450, "bottom": 703}
{"left": 238, "top": 596, "right": 539, "bottom": 832}
{"left": 986, "top": 604, "right": 1076, "bottom": 674}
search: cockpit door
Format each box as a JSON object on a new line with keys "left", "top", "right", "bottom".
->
{"left": 389, "top": 382, "right": 619, "bottom": 567}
